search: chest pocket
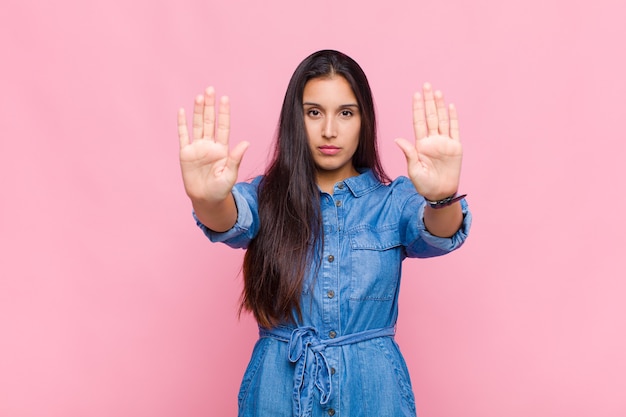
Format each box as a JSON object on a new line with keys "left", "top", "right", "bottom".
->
{"left": 348, "top": 226, "right": 403, "bottom": 301}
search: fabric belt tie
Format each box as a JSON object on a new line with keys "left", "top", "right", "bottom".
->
{"left": 259, "top": 325, "right": 396, "bottom": 417}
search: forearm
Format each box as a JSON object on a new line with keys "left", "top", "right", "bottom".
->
{"left": 423, "top": 202, "right": 463, "bottom": 238}
{"left": 191, "top": 193, "right": 238, "bottom": 233}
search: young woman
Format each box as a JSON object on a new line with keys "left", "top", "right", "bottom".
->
{"left": 177, "top": 50, "right": 471, "bottom": 417}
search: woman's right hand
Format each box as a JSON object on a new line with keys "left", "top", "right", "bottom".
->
{"left": 178, "top": 87, "right": 249, "bottom": 204}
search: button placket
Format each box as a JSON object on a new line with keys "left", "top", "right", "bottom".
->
{"left": 320, "top": 186, "right": 345, "bottom": 413}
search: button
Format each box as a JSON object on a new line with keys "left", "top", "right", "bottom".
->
{"left": 329, "top": 330, "right": 337, "bottom": 338}
{"left": 327, "top": 255, "right": 335, "bottom": 263}
{"left": 335, "top": 200, "right": 342, "bottom": 207}
{"left": 328, "top": 409, "right": 335, "bottom": 416}
{"left": 327, "top": 290, "right": 335, "bottom": 298}
{"left": 337, "top": 183, "right": 345, "bottom": 190}
{"left": 330, "top": 367, "right": 336, "bottom": 375}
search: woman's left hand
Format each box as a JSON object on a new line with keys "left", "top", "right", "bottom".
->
{"left": 395, "top": 83, "right": 463, "bottom": 201}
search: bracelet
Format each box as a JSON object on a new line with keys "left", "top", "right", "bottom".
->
{"left": 425, "top": 193, "right": 467, "bottom": 209}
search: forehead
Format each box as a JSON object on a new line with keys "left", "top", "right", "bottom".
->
{"left": 302, "top": 76, "right": 357, "bottom": 105}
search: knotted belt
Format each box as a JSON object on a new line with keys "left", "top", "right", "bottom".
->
{"left": 259, "top": 325, "right": 396, "bottom": 417}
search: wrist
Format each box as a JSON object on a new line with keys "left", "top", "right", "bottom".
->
{"left": 424, "top": 193, "right": 467, "bottom": 209}
{"left": 186, "top": 186, "right": 231, "bottom": 205}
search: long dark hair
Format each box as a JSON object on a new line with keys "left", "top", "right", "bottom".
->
{"left": 241, "top": 50, "right": 389, "bottom": 328}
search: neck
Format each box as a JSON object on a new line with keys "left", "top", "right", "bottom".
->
{"left": 316, "top": 167, "right": 359, "bottom": 194}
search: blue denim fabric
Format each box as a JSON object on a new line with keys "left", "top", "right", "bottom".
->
{"left": 195, "top": 169, "right": 471, "bottom": 417}
{"left": 260, "top": 325, "right": 396, "bottom": 417}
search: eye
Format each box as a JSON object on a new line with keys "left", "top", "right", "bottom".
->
{"left": 307, "top": 109, "right": 321, "bottom": 117}
{"left": 340, "top": 110, "right": 353, "bottom": 117}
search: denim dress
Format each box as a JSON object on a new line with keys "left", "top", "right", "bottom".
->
{"left": 195, "top": 169, "right": 471, "bottom": 417}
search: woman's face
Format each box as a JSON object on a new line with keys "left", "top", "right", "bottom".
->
{"left": 302, "top": 75, "right": 361, "bottom": 187}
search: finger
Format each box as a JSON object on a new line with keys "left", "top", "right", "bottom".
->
{"left": 394, "top": 138, "right": 418, "bottom": 164}
{"left": 203, "top": 86, "right": 216, "bottom": 140}
{"left": 423, "top": 83, "right": 438, "bottom": 136}
{"left": 413, "top": 92, "right": 427, "bottom": 141}
{"left": 216, "top": 95, "right": 230, "bottom": 145}
{"left": 449, "top": 103, "right": 460, "bottom": 140}
{"left": 435, "top": 90, "right": 450, "bottom": 137}
{"left": 226, "top": 141, "right": 250, "bottom": 172}
{"left": 178, "top": 108, "right": 190, "bottom": 149}
{"left": 192, "top": 94, "right": 204, "bottom": 140}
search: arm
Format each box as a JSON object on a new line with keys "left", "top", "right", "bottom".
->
{"left": 177, "top": 87, "right": 249, "bottom": 232}
{"left": 395, "top": 83, "right": 465, "bottom": 238}
{"left": 423, "top": 203, "right": 463, "bottom": 238}
{"left": 190, "top": 194, "right": 238, "bottom": 233}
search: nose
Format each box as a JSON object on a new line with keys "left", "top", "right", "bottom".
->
{"left": 322, "top": 116, "right": 337, "bottom": 139}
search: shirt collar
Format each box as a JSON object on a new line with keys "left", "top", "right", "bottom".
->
{"left": 342, "top": 169, "right": 383, "bottom": 197}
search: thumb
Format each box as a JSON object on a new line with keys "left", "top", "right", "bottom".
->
{"left": 226, "top": 141, "right": 250, "bottom": 172}
{"left": 394, "top": 138, "right": 417, "bottom": 164}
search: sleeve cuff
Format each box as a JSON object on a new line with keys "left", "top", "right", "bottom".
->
{"left": 406, "top": 198, "right": 472, "bottom": 257}
{"left": 193, "top": 186, "right": 255, "bottom": 248}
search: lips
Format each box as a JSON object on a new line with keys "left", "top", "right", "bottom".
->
{"left": 319, "top": 145, "right": 341, "bottom": 155}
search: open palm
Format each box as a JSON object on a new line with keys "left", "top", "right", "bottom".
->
{"left": 178, "top": 87, "right": 249, "bottom": 203}
{"left": 395, "top": 83, "right": 463, "bottom": 201}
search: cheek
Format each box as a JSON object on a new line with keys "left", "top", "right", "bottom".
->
{"left": 351, "top": 123, "right": 361, "bottom": 147}
{"left": 304, "top": 120, "right": 316, "bottom": 140}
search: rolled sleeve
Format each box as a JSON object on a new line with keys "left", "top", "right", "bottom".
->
{"left": 404, "top": 197, "right": 472, "bottom": 258}
{"left": 193, "top": 178, "right": 261, "bottom": 249}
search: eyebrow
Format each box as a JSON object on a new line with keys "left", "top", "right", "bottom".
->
{"left": 302, "top": 102, "right": 360, "bottom": 108}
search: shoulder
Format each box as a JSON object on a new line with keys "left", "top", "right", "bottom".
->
{"left": 376, "top": 175, "right": 421, "bottom": 202}
{"left": 346, "top": 170, "right": 416, "bottom": 196}
{"left": 388, "top": 175, "right": 416, "bottom": 191}
{"left": 233, "top": 175, "right": 264, "bottom": 194}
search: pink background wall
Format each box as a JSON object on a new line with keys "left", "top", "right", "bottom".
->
{"left": 2, "top": 0, "right": 625, "bottom": 416}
